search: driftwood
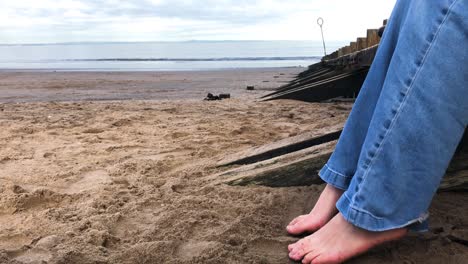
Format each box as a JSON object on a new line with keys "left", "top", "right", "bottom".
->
{"left": 217, "top": 125, "right": 343, "bottom": 167}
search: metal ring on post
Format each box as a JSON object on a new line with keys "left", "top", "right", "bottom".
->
{"left": 317, "top": 17, "right": 327, "bottom": 56}
{"left": 317, "top": 17, "right": 324, "bottom": 27}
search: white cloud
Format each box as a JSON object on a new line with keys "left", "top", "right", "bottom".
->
{"left": 0, "top": 0, "right": 396, "bottom": 44}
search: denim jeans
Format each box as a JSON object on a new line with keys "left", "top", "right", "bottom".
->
{"left": 319, "top": 0, "right": 467, "bottom": 232}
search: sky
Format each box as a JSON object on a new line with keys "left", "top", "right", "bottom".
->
{"left": 0, "top": 0, "right": 397, "bottom": 44}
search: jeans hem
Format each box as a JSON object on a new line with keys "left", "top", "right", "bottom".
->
{"left": 318, "top": 164, "right": 352, "bottom": 191}
{"left": 337, "top": 193, "right": 429, "bottom": 232}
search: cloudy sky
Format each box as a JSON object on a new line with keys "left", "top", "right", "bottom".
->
{"left": 0, "top": 0, "right": 396, "bottom": 44}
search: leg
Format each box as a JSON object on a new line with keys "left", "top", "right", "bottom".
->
{"left": 290, "top": 0, "right": 468, "bottom": 262}
{"left": 287, "top": 0, "right": 416, "bottom": 235}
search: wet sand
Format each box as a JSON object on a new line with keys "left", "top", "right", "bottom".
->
{"left": 0, "top": 68, "right": 302, "bottom": 103}
{"left": 0, "top": 69, "right": 467, "bottom": 263}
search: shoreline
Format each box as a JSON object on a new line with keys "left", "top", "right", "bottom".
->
{"left": 0, "top": 67, "right": 303, "bottom": 104}
{"left": 0, "top": 66, "right": 306, "bottom": 73}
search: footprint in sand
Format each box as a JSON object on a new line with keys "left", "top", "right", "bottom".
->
{"left": 248, "top": 237, "right": 295, "bottom": 258}
{"left": 0, "top": 234, "right": 31, "bottom": 251}
{"left": 9, "top": 248, "right": 52, "bottom": 264}
{"left": 65, "top": 170, "right": 111, "bottom": 194}
{"left": 175, "top": 241, "right": 220, "bottom": 261}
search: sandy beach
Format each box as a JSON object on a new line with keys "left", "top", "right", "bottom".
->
{"left": 0, "top": 69, "right": 467, "bottom": 264}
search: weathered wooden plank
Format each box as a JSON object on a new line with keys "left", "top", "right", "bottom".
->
{"left": 263, "top": 69, "right": 368, "bottom": 102}
{"left": 217, "top": 133, "right": 467, "bottom": 189}
{"left": 216, "top": 141, "right": 336, "bottom": 187}
{"left": 297, "top": 62, "right": 328, "bottom": 78}
{"left": 227, "top": 153, "right": 329, "bottom": 187}
{"left": 263, "top": 67, "right": 334, "bottom": 98}
{"left": 439, "top": 170, "right": 468, "bottom": 192}
{"left": 438, "top": 149, "right": 468, "bottom": 192}
{"left": 217, "top": 125, "right": 343, "bottom": 167}
{"left": 261, "top": 68, "right": 343, "bottom": 99}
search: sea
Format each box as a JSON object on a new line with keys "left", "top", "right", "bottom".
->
{"left": 0, "top": 41, "right": 345, "bottom": 71}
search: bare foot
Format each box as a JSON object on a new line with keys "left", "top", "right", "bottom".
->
{"left": 288, "top": 213, "right": 407, "bottom": 264}
{"left": 287, "top": 184, "right": 344, "bottom": 235}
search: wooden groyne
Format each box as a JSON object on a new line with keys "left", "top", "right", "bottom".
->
{"left": 261, "top": 20, "right": 388, "bottom": 102}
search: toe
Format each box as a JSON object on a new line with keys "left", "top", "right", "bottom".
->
{"left": 289, "top": 250, "right": 303, "bottom": 261}
{"left": 302, "top": 251, "right": 319, "bottom": 264}
{"left": 287, "top": 215, "right": 312, "bottom": 235}
{"left": 287, "top": 215, "right": 305, "bottom": 232}
{"left": 288, "top": 215, "right": 304, "bottom": 227}
{"left": 288, "top": 245, "right": 299, "bottom": 258}
{"left": 288, "top": 245, "right": 303, "bottom": 260}
{"left": 310, "top": 254, "right": 331, "bottom": 264}
{"left": 289, "top": 238, "right": 311, "bottom": 261}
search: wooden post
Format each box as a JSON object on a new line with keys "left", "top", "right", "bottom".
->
{"left": 350, "top": 42, "right": 358, "bottom": 53}
{"left": 367, "top": 29, "right": 380, "bottom": 47}
{"left": 337, "top": 48, "right": 344, "bottom": 57}
{"left": 342, "top": 46, "right": 351, "bottom": 55}
{"left": 357, "top": 37, "right": 367, "bottom": 50}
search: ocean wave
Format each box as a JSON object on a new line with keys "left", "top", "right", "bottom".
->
{"left": 63, "top": 57, "right": 321, "bottom": 62}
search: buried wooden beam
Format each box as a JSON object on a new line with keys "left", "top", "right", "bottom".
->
{"left": 217, "top": 126, "right": 343, "bottom": 167}
{"left": 439, "top": 170, "right": 468, "bottom": 192}
{"left": 218, "top": 144, "right": 467, "bottom": 190}
{"left": 227, "top": 152, "right": 330, "bottom": 187}
{"left": 223, "top": 153, "right": 467, "bottom": 190}
{"left": 438, "top": 149, "right": 468, "bottom": 192}
{"left": 217, "top": 132, "right": 468, "bottom": 189}
{"left": 216, "top": 141, "right": 336, "bottom": 187}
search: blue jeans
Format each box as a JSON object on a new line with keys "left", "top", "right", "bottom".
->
{"left": 319, "top": 0, "right": 468, "bottom": 232}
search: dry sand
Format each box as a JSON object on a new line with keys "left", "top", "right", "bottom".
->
{"left": 0, "top": 69, "right": 467, "bottom": 263}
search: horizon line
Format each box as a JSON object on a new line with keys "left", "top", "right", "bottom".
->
{"left": 0, "top": 39, "right": 348, "bottom": 46}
